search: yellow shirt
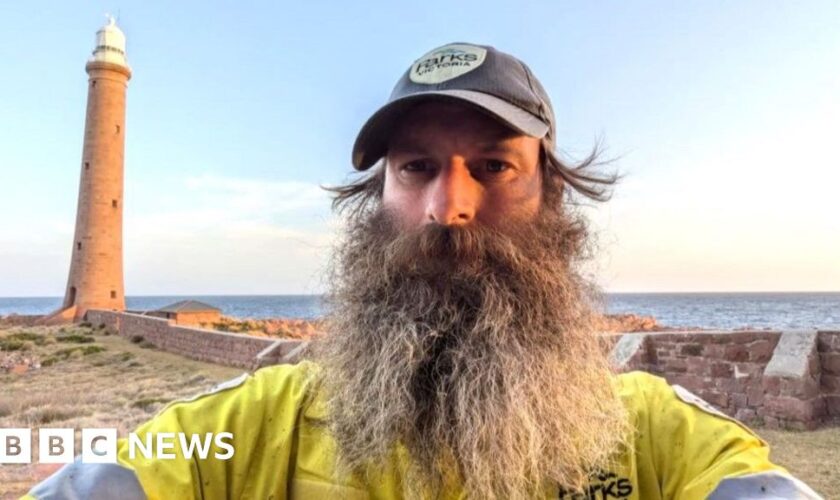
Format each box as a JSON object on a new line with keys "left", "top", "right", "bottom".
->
{"left": 25, "top": 361, "right": 820, "bottom": 499}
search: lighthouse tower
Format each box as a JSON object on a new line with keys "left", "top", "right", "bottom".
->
{"left": 49, "top": 16, "right": 131, "bottom": 323}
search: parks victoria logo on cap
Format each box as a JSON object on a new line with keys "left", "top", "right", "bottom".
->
{"left": 409, "top": 44, "right": 488, "bottom": 84}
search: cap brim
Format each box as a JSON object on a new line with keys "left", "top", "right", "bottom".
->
{"left": 351, "top": 90, "right": 549, "bottom": 170}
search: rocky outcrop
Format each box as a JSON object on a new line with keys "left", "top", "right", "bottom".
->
{"left": 0, "top": 351, "right": 41, "bottom": 374}
{"left": 206, "top": 316, "right": 322, "bottom": 340}
{"left": 210, "top": 313, "right": 672, "bottom": 338}
{"left": 597, "top": 313, "right": 681, "bottom": 333}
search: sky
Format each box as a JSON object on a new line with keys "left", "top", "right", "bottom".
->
{"left": 1, "top": 1, "right": 838, "bottom": 296}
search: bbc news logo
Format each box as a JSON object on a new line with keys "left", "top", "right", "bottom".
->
{"left": 0, "top": 428, "right": 234, "bottom": 464}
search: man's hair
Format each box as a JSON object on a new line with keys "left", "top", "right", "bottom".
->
{"left": 327, "top": 140, "right": 618, "bottom": 218}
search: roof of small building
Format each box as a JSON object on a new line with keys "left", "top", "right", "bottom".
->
{"left": 155, "top": 300, "right": 221, "bottom": 314}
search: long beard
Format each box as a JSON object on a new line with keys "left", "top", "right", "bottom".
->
{"left": 310, "top": 206, "right": 630, "bottom": 499}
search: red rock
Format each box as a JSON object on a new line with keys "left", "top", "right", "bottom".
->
{"left": 820, "top": 353, "right": 840, "bottom": 374}
{"left": 596, "top": 314, "right": 668, "bottom": 333}
{"left": 735, "top": 408, "right": 757, "bottom": 422}
{"left": 710, "top": 362, "right": 733, "bottom": 378}
{"left": 760, "top": 414, "right": 779, "bottom": 428}
{"left": 764, "top": 396, "right": 820, "bottom": 422}
{"left": 663, "top": 358, "right": 687, "bottom": 373}
{"left": 746, "top": 387, "right": 765, "bottom": 407}
{"left": 747, "top": 339, "right": 777, "bottom": 362}
{"left": 779, "top": 378, "right": 820, "bottom": 398}
{"left": 822, "top": 374, "right": 840, "bottom": 393}
{"left": 723, "top": 344, "right": 749, "bottom": 362}
{"left": 761, "top": 377, "right": 781, "bottom": 396}
{"left": 731, "top": 393, "right": 748, "bottom": 408}
{"left": 818, "top": 332, "right": 840, "bottom": 351}
{"left": 698, "top": 390, "right": 729, "bottom": 409}
{"left": 9, "top": 363, "right": 28, "bottom": 374}
{"left": 680, "top": 344, "right": 704, "bottom": 356}
{"left": 715, "top": 377, "right": 744, "bottom": 393}
{"left": 825, "top": 395, "right": 840, "bottom": 417}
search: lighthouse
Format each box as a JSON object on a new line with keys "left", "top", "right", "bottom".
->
{"left": 48, "top": 16, "right": 131, "bottom": 323}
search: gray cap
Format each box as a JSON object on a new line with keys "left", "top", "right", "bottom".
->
{"left": 352, "top": 42, "right": 556, "bottom": 170}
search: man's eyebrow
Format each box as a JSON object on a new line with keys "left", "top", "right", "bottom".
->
{"left": 478, "top": 143, "right": 529, "bottom": 161}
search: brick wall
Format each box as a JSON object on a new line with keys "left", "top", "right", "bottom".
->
{"left": 613, "top": 329, "right": 840, "bottom": 429}
{"left": 86, "top": 309, "right": 120, "bottom": 331}
{"left": 85, "top": 309, "right": 303, "bottom": 370}
{"left": 820, "top": 331, "right": 840, "bottom": 418}
{"left": 85, "top": 309, "right": 840, "bottom": 428}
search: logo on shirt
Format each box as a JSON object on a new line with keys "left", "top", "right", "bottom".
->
{"left": 409, "top": 44, "right": 487, "bottom": 84}
{"left": 558, "top": 470, "right": 633, "bottom": 500}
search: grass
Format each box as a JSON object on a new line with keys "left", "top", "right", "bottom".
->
{"left": 55, "top": 333, "right": 95, "bottom": 344}
{"left": 0, "top": 324, "right": 242, "bottom": 498}
{"left": 6, "top": 332, "right": 49, "bottom": 345}
{"left": 758, "top": 426, "right": 840, "bottom": 497}
{"left": 0, "top": 338, "right": 28, "bottom": 351}
{"left": 131, "top": 397, "right": 172, "bottom": 410}
{"left": 41, "top": 345, "right": 106, "bottom": 366}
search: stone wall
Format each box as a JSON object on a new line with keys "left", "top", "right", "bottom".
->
{"left": 612, "top": 329, "right": 840, "bottom": 429}
{"left": 85, "top": 309, "right": 304, "bottom": 370}
{"left": 85, "top": 308, "right": 840, "bottom": 428}
{"left": 86, "top": 309, "right": 120, "bottom": 331}
{"left": 820, "top": 331, "right": 840, "bottom": 418}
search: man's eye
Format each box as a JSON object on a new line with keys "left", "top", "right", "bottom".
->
{"left": 402, "top": 160, "right": 432, "bottom": 172}
{"left": 484, "top": 160, "right": 508, "bottom": 173}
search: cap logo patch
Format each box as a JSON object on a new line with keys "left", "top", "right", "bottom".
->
{"left": 409, "top": 44, "right": 487, "bottom": 84}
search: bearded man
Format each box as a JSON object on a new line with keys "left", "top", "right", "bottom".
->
{"left": 28, "top": 43, "right": 819, "bottom": 500}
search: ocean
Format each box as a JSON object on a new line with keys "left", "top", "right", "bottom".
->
{"left": 1, "top": 293, "right": 839, "bottom": 330}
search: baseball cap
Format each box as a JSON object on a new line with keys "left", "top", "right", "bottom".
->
{"left": 352, "top": 42, "right": 557, "bottom": 170}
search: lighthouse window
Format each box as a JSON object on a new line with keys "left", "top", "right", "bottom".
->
{"left": 111, "top": 290, "right": 117, "bottom": 299}
{"left": 115, "top": 124, "right": 120, "bottom": 134}
{"left": 85, "top": 162, "right": 90, "bottom": 170}
{"left": 91, "top": 81, "right": 96, "bottom": 88}
{"left": 112, "top": 199, "right": 118, "bottom": 208}
{"left": 77, "top": 242, "right": 82, "bottom": 250}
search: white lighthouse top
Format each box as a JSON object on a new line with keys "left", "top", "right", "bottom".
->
{"left": 89, "top": 14, "right": 129, "bottom": 67}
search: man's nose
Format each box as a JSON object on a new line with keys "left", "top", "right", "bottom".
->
{"left": 425, "top": 160, "right": 479, "bottom": 226}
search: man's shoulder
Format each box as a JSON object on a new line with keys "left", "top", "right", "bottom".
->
{"left": 613, "top": 370, "right": 727, "bottom": 415}
{"left": 152, "top": 360, "right": 323, "bottom": 420}
{"left": 612, "top": 370, "right": 765, "bottom": 442}
{"left": 613, "top": 370, "right": 669, "bottom": 403}
{"left": 612, "top": 370, "right": 730, "bottom": 424}
{"left": 245, "top": 359, "right": 322, "bottom": 405}
{"left": 251, "top": 359, "right": 321, "bottom": 386}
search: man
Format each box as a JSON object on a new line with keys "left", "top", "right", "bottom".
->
{"left": 27, "top": 43, "right": 820, "bottom": 499}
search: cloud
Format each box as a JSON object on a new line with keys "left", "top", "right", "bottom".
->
{"left": 122, "top": 174, "right": 338, "bottom": 294}
{"left": 183, "top": 174, "right": 328, "bottom": 217}
{"left": 127, "top": 174, "right": 334, "bottom": 237}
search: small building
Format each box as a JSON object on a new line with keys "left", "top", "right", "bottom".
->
{"left": 149, "top": 300, "right": 221, "bottom": 327}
